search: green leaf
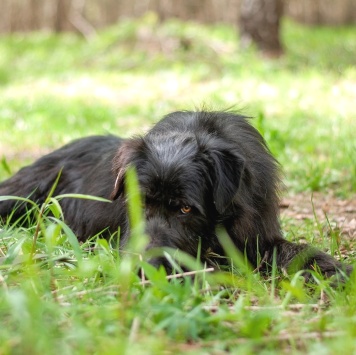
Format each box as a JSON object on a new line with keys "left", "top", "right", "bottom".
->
{"left": 50, "top": 217, "right": 83, "bottom": 263}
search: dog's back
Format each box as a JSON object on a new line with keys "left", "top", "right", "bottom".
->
{"left": 0, "top": 135, "right": 125, "bottom": 239}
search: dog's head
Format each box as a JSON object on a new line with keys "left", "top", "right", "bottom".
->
{"left": 111, "top": 128, "right": 245, "bottom": 269}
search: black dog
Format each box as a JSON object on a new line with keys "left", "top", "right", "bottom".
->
{"left": 0, "top": 111, "right": 352, "bottom": 277}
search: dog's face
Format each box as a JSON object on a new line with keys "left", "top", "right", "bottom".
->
{"left": 111, "top": 130, "right": 245, "bottom": 269}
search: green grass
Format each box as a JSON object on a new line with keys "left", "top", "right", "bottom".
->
{"left": 1, "top": 173, "right": 355, "bottom": 354}
{"left": 0, "top": 16, "right": 356, "bottom": 353}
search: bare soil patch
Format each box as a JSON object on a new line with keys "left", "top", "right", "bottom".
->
{"left": 281, "top": 191, "right": 356, "bottom": 241}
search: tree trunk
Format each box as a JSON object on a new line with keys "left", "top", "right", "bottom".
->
{"left": 239, "top": 0, "right": 283, "bottom": 57}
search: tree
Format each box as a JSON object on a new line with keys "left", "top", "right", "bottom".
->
{"left": 239, "top": 0, "right": 284, "bottom": 57}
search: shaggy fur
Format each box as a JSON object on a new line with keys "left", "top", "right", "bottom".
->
{"left": 0, "top": 111, "right": 352, "bottom": 277}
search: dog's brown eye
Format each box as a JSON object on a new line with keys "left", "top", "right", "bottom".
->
{"left": 180, "top": 205, "right": 192, "bottom": 214}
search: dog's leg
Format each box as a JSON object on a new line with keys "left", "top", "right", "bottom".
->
{"left": 274, "top": 238, "right": 352, "bottom": 278}
{"left": 225, "top": 222, "right": 352, "bottom": 280}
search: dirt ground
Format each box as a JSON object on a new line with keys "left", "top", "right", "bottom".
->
{"left": 280, "top": 192, "right": 356, "bottom": 258}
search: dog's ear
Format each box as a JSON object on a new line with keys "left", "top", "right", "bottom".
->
{"left": 208, "top": 147, "right": 245, "bottom": 214}
{"left": 110, "top": 137, "right": 143, "bottom": 200}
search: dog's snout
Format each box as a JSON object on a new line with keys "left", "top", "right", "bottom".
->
{"left": 142, "top": 217, "right": 176, "bottom": 273}
{"left": 144, "top": 217, "right": 174, "bottom": 248}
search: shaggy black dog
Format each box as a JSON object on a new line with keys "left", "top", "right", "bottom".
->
{"left": 0, "top": 111, "right": 352, "bottom": 277}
